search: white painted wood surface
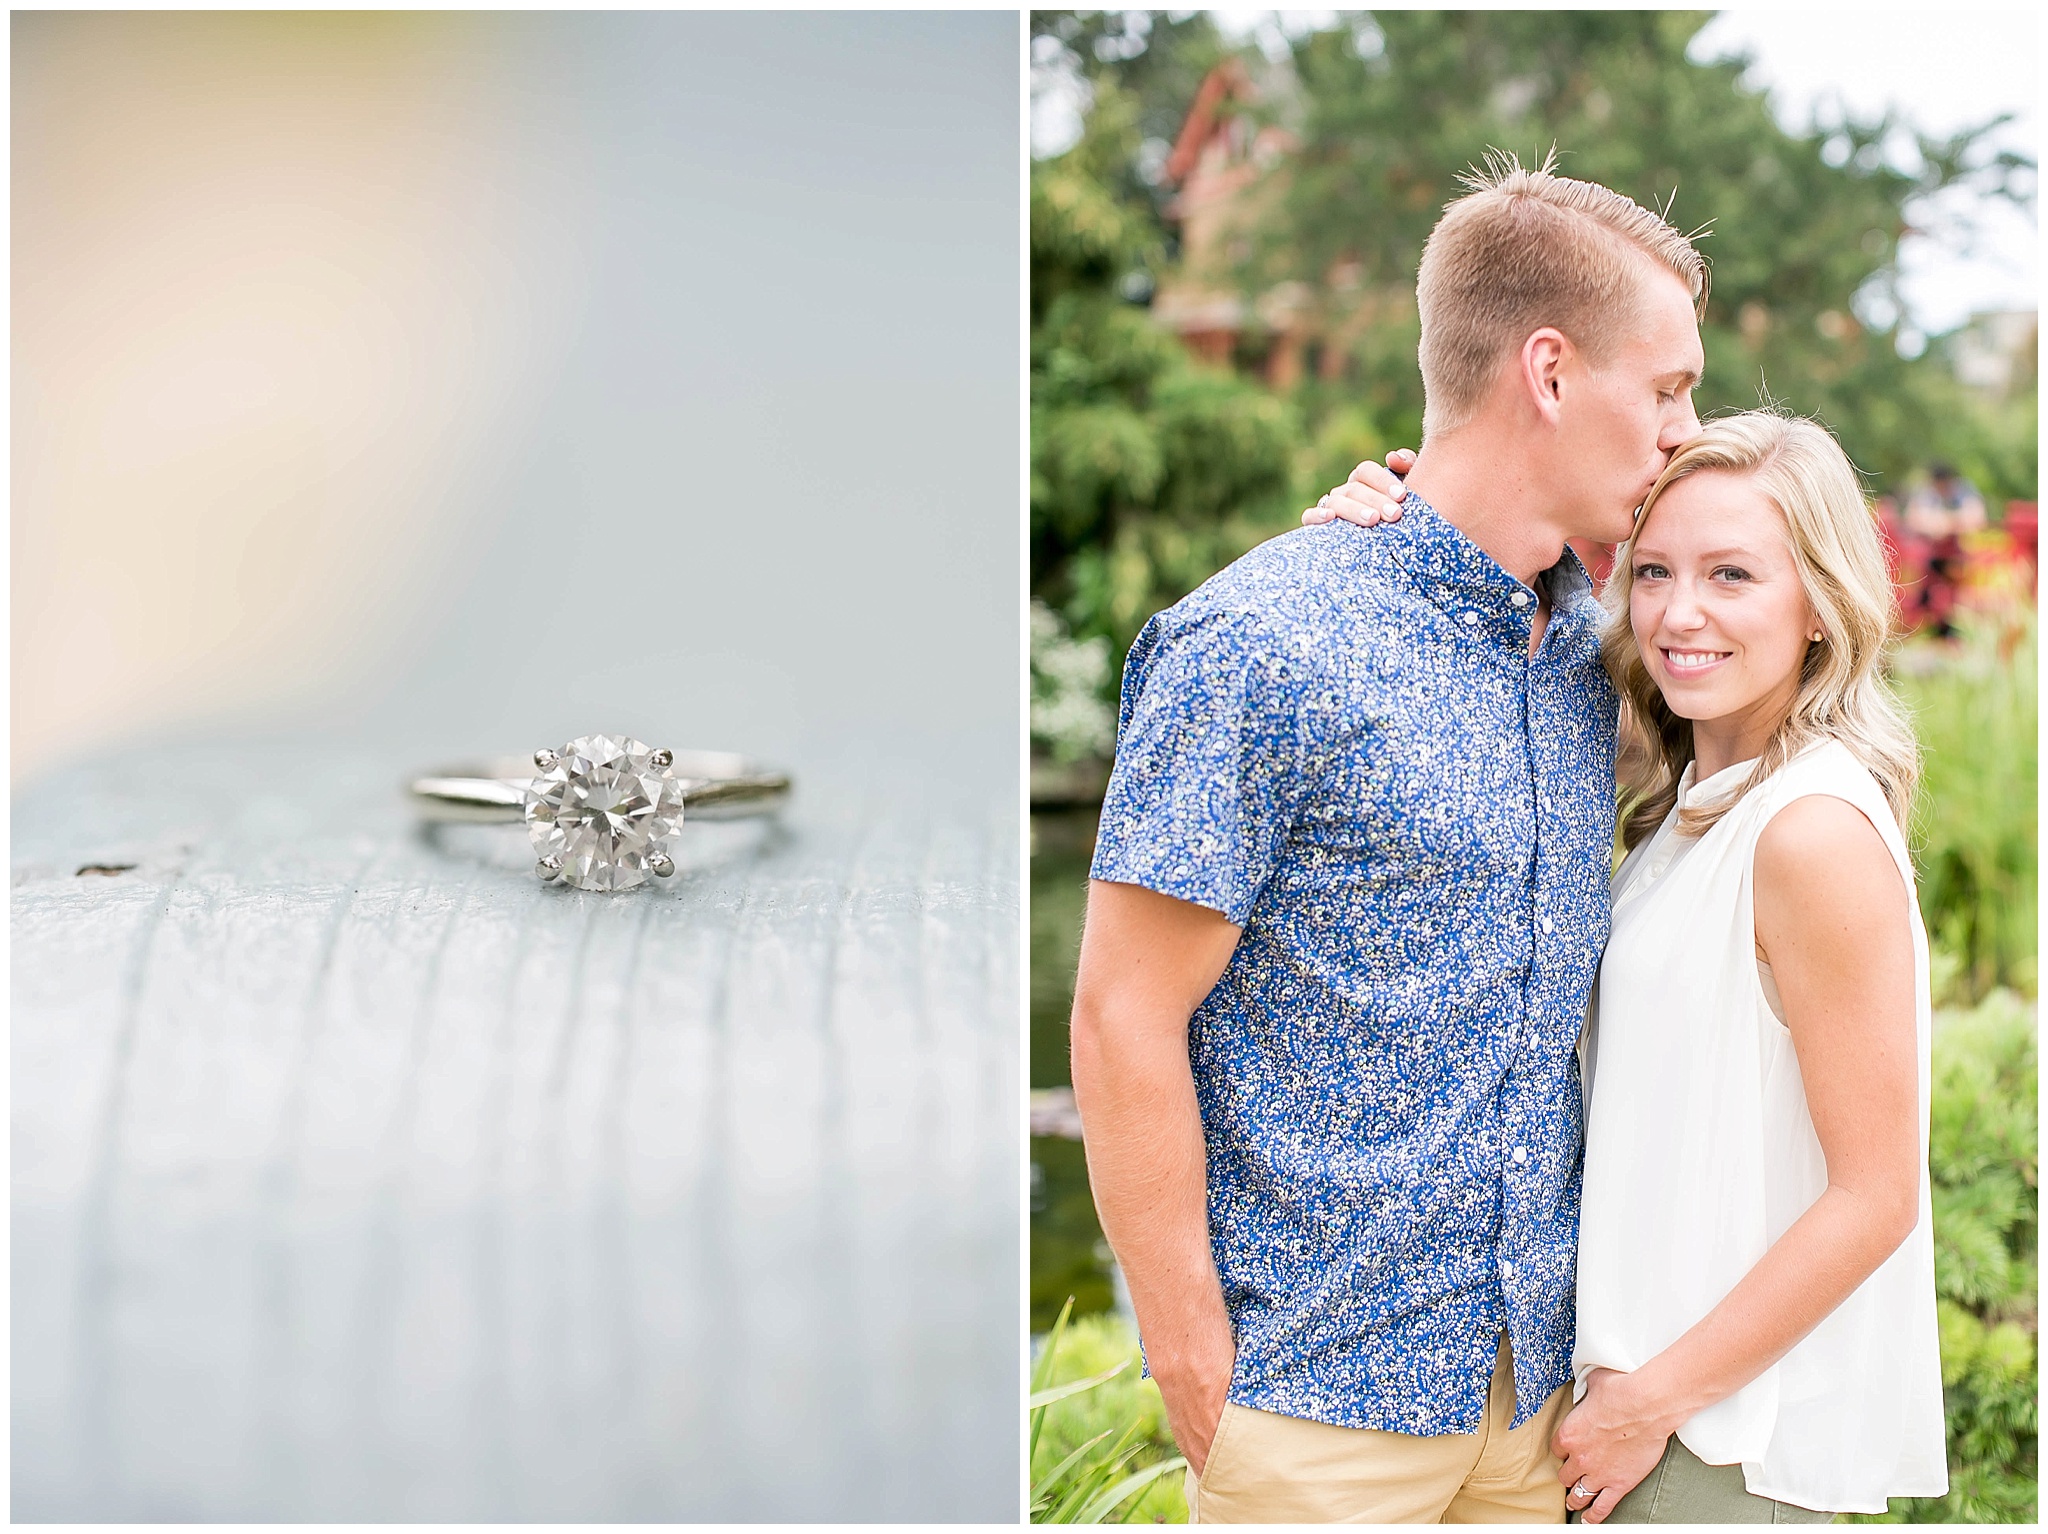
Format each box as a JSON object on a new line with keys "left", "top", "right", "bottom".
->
{"left": 13, "top": 743, "right": 1019, "bottom": 1519}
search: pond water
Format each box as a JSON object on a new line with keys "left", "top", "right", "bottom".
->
{"left": 1031, "top": 808, "right": 1094, "bottom": 1088}
{"left": 1030, "top": 808, "right": 1116, "bottom": 1332}
{"left": 1030, "top": 1134, "right": 1114, "bottom": 1330}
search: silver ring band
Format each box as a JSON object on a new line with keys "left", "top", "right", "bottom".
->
{"left": 410, "top": 736, "right": 792, "bottom": 891}
{"left": 409, "top": 750, "right": 790, "bottom": 825}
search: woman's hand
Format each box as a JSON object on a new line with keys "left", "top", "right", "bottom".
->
{"left": 1302, "top": 448, "right": 1416, "bottom": 528}
{"left": 1552, "top": 1368, "right": 1675, "bottom": 1524}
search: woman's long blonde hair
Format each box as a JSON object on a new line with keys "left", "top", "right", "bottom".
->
{"left": 1603, "top": 410, "right": 1919, "bottom": 850}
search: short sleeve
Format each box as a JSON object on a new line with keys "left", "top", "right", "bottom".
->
{"left": 1088, "top": 603, "right": 1320, "bottom": 925}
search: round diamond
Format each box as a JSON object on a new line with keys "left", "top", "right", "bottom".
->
{"left": 523, "top": 734, "right": 684, "bottom": 891}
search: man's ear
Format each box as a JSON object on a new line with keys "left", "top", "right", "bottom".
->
{"left": 1519, "top": 327, "right": 1570, "bottom": 425}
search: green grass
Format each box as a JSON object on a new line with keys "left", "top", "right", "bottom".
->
{"left": 1897, "top": 616, "right": 2037, "bottom": 1003}
{"left": 1031, "top": 1306, "right": 1186, "bottom": 1523}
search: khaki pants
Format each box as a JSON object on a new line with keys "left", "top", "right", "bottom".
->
{"left": 1188, "top": 1335, "right": 1571, "bottom": 1524}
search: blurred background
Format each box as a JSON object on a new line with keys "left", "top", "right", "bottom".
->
{"left": 14, "top": 11, "right": 1019, "bottom": 1521}
{"left": 1028, "top": 10, "right": 2035, "bottom": 1523}
{"left": 15, "top": 9, "right": 1017, "bottom": 787}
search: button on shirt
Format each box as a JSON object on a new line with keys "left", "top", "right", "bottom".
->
{"left": 1090, "top": 492, "right": 1616, "bottom": 1434}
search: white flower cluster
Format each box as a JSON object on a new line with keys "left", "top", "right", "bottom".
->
{"left": 1030, "top": 600, "right": 1115, "bottom": 763}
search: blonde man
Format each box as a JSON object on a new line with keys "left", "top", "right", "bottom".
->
{"left": 1071, "top": 153, "right": 1705, "bottom": 1523}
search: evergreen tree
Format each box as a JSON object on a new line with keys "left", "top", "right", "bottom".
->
{"left": 1031, "top": 77, "right": 1305, "bottom": 666}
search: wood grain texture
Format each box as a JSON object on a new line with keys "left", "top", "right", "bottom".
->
{"left": 13, "top": 743, "right": 1020, "bottom": 1520}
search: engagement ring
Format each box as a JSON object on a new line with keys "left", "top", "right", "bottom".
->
{"left": 409, "top": 733, "right": 791, "bottom": 891}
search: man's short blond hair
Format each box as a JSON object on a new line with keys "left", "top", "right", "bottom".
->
{"left": 1416, "top": 150, "right": 1709, "bottom": 437}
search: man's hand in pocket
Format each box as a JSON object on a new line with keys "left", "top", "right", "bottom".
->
{"left": 1156, "top": 1341, "right": 1235, "bottom": 1477}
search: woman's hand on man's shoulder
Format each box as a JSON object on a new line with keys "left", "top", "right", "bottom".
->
{"left": 1303, "top": 448, "right": 1415, "bottom": 529}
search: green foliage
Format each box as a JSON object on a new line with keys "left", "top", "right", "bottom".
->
{"left": 1031, "top": 1300, "right": 1187, "bottom": 1523}
{"left": 1032, "top": 12, "right": 1234, "bottom": 241}
{"left": 1032, "top": 11, "right": 2036, "bottom": 737}
{"left": 1306, "top": 402, "right": 1392, "bottom": 507}
{"left": 1030, "top": 76, "right": 1164, "bottom": 326}
{"left": 1266, "top": 11, "right": 2036, "bottom": 505}
{"left": 1898, "top": 618, "right": 2038, "bottom": 1002}
{"left": 1853, "top": 989, "right": 2037, "bottom": 1522}
{"left": 1924, "top": 334, "right": 2038, "bottom": 514}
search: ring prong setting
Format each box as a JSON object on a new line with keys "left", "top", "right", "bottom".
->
{"left": 650, "top": 747, "right": 674, "bottom": 769}
{"left": 537, "top": 854, "right": 564, "bottom": 882}
{"left": 522, "top": 736, "right": 689, "bottom": 891}
{"left": 648, "top": 852, "right": 675, "bottom": 879}
{"left": 534, "top": 747, "right": 559, "bottom": 772}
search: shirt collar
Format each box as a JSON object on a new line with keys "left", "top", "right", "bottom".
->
{"left": 1675, "top": 755, "right": 1761, "bottom": 810}
{"left": 1380, "top": 490, "right": 1596, "bottom": 652}
{"left": 1616, "top": 755, "right": 1762, "bottom": 902}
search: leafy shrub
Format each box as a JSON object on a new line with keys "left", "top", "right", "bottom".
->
{"left": 1855, "top": 988, "right": 2038, "bottom": 1523}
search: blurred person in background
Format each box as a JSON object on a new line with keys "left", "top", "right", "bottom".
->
{"left": 1906, "top": 461, "right": 1989, "bottom": 538}
{"left": 1901, "top": 462, "right": 1989, "bottom": 638}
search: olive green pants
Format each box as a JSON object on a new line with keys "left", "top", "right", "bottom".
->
{"left": 1573, "top": 1438, "right": 1835, "bottom": 1524}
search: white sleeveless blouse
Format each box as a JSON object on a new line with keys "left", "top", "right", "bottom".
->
{"left": 1574, "top": 740, "right": 1948, "bottom": 1514}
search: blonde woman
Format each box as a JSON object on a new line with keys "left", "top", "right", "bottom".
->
{"left": 1311, "top": 412, "right": 1947, "bottom": 1521}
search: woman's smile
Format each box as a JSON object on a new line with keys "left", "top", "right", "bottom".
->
{"left": 1659, "top": 646, "right": 1732, "bottom": 675}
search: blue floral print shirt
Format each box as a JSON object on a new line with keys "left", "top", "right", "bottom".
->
{"left": 1090, "top": 492, "right": 1616, "bottom": 1433}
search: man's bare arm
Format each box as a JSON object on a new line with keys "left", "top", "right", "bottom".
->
{"left": 1069, "top": 879, "right": 1243, "bottom": 1475}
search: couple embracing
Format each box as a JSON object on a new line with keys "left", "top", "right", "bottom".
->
{"left": 1068, "top": 154, "right": 1947, "bottom": 1523}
